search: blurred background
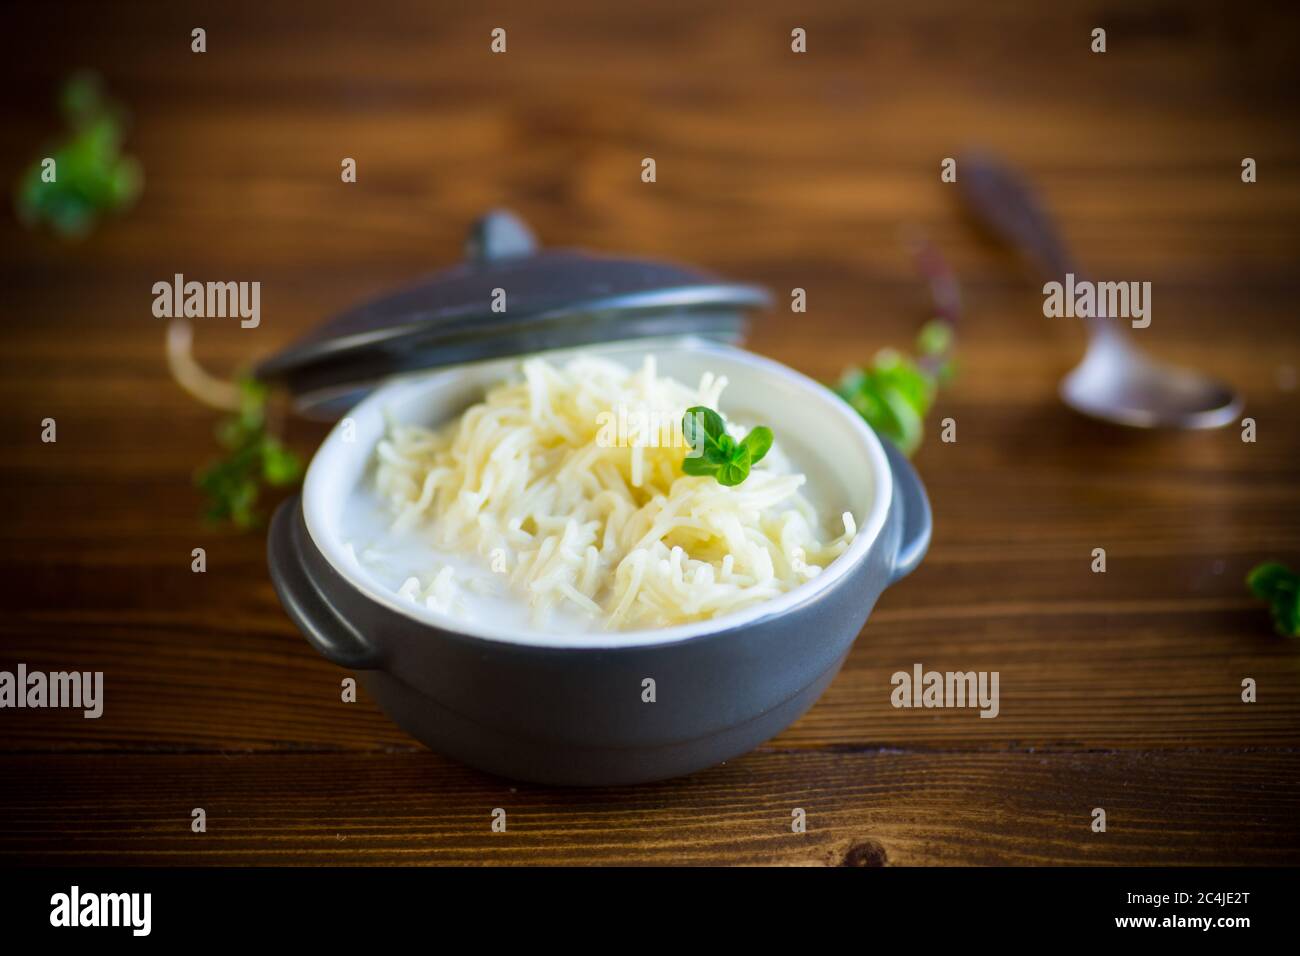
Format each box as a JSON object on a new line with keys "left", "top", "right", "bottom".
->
{"left": 1, "top": 0, "right": 1298, "bottom": 864}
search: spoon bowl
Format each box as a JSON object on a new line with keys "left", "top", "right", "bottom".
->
{"left": 1061, "top": 329, "right": 1243, "bottom": 429}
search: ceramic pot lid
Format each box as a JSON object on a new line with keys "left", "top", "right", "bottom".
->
{"left": 255, "top": 210, "right": 771, "bottom": 418}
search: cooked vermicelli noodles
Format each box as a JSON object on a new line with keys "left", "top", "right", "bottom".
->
{"left": 372, "top": 355, "right": 857, "bottom": 630}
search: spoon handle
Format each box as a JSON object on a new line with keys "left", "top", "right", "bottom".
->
{"left": 956, "top": 151, "right": 1121, "bottom": 336}
{"left": 956, "top": 152, "right": 1077, "bottom": 276}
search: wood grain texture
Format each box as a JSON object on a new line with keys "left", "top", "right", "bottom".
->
{"left": 0, "top": 0, "right": 1298, "bottom": 865}
{"left": 3, "top": 751, "right": 1297, "bottom": 866}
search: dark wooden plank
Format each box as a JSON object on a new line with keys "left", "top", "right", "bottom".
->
{"left": 1, "top": 751, "right": 1296, "bottom": 866}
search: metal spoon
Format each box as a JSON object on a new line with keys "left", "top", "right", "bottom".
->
{"left": 957, "top": 152, "right": 1242, "bottom": 429}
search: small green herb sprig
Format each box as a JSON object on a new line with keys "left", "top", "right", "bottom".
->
{"left": 681, "top": 406, "right": 773, "bottom": 486}
{"left": 833, "top": 236, "right": 959, "bottom": 456}
{"left": 16, "top": 71, "right": 142, "bottom": 239}
{"left": 196, "top": 377, "right": 303, "bottom": 528}
{"left": 1247, "top": 562, "right": 1300, "bottom": 637}
{"left": 834, "top": 319, "right": 954, "bottom": 456}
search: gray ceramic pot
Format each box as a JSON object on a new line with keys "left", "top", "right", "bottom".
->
{"left": 268, "top": 339, "right": 930, "bottom": 785}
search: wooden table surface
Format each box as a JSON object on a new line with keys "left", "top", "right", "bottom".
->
{"left": 2, "top": 0, "right": 1298, "bottom": 865}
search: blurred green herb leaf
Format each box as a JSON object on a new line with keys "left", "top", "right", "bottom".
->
{"left": 196, "top": 377, "right": 302, "bottom": 529}
{"left": 681, "top": 405, "right": 772, "bottom": 486}
{"left": 15, "top": 70, "right": 142, "bottom": 239}
{"left": 834, "top": 320, "right": 954, "bottom": 456}
{"left": 833, "top": 237, "right": 959, "bottom": 455}
{"left": 1247, "top": 562, "right": 1300, "bottom": 637}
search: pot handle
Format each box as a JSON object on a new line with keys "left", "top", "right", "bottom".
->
{"left": 882, "top": 439, "right": 932, "bottom": 584}
{"left": 268, "top": 497, "right": 382, "bottom": 670}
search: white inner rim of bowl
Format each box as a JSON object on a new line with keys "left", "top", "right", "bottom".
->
{"left": 301, "top": 337, "right": 893, "bottom": 649}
